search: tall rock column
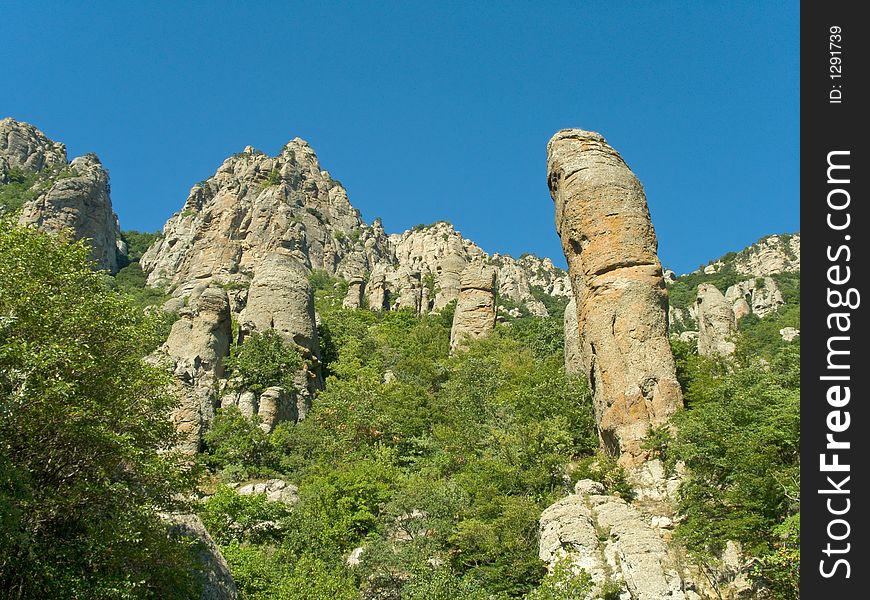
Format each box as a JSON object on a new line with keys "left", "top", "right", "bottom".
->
{"left": 449, "top": 263, "right": 497, "bottom": 352}
{"left": 547, "top": 129, "right": 682, "bottom": 467}
{"left": 696, "top": 283, "right": 737, "bottom": 356}
{"left": 158, "top": 285, "right": 233, "bottom": 453}
{"left": 563, "top": 294, "right": 583, "bottom": 375}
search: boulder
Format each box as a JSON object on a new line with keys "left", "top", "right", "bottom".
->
{"left": 165, "top": 513, "right": 237, "bottom": 600}
{"left": 343, "top": 275, "right": 366, "bottom": 309}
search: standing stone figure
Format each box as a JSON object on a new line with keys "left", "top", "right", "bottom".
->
{"left": 547, "top": 129, "right": 682, "bottom": 468}
{"left": 449, "top": 263, "right": 497, "bottom": 352}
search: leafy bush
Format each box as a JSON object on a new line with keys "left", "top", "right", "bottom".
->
{"left": 199, "top": 485, "right": 292, "bottom": 545}
{"left": 202, "top": 406, "right": 281, "bottom": 480}
{"left": 0, "top": 218, "right": 197, "bottom": 598}
{"left": 0, "top": 167, "right": 39, "bottom": 213}
{"left": 226, "top": 330, "right": 302, "bottom": 394}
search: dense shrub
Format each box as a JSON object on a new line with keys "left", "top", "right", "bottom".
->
{"left": 0, "top": 218, "right": 197, "bottom": 598}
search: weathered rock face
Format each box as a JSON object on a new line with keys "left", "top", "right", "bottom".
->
{"left": 386, "top": 221, "right": 568, "bottom": 316}
{"left": 158, "top": 285, "right": 233, "bottom": 453}
{"left": 238, "top": 252, "right": 322, "bottom": 419}
{"left": 366, "top": 268, "right": 389, "bottom": 311}
{"left": 725, "top": 277, "right": 784, "bottom": 318}
{"left": 0, "top": 117, "right": 67, "bottom": 173}
{"left": 233, "top": 479, "right": 299, "bottom": 505}
{"left": 164, "top": 513, "right": 238, "bottom": 600}
{"left": 547, "top": 129, "right": 682, "bottom": 467}
{"left": 563, "top": 295, "right": 582, "bottom": 375}
{"left": 18, "top": 154, "right": 123, "bottom": 273}
{"left": 141, "top": 141, "right": 393, "bottom": 293}
{"left": 450, "top": 263, "right": 497, "bottom": 351}
{"left": 733, "top": 234, "right": 800, "bottom": 276}
{"left": 2, "top": 118, "right": 124, "bottom": 274}
{"left": 539, "top": 480, "right": 694, "bottom": 600}
{"left": 696, "top": 283, "right": 737, "bottom": 356}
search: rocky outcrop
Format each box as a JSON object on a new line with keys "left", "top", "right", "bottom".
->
{"left": 725, "top": 277, "right": 784, "bottom": 318}
{"left": 732, "top": 298, "right": 752, "bottom": 321}
{"left": 2, "top": 118, "right": 124, "bottom": 273}
{"left": 564, "top": 295, "right": 582, "bottom": 375}
{"left": 366, "top": 269, "right": 389, "bottom": 310}
{"left": 733, "top": 234, "right": 800, "bottom": 276}
{"left": 165, "top": 513, "right": 238, "bottom": 600}
{"left": 18, "top": 154, "right": 123, "bottom": 273}
{"left": 539, "top": 480, "right": 695, "bottom": 600}
{"left": 158, "top": 285, "right": 233, "bottom": 453}
{"left": 450, "top": 263, "right": 497, "bottom": 351}
{"left": 780, "top": 327, "right": 800, "bottom": 342}
{"left": 343, "top": 275, "right": 366, "bottom": 309}
{"left": 141, "top": 141, "right": 393, "bottom": 293}
{"left": 1, "top": 117, "right": 67, "bottom": 173}
{"left": 696, "top": 283, "right": 736, "bottom": 356}
{"left": 237, "top": 252, "right": 321, "bottom": 420}
{"left": 233, "top": 479, "right": 299, "bottom": 505}
{"left": 547, "top": 129, "right": 682, "bottom": 468}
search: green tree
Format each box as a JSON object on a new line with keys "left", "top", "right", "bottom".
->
{"left": 226, "top": 329, "right": 302, "bottom": 394}
{"left": 0, "top": 218, "right": 197, "bottom": 598}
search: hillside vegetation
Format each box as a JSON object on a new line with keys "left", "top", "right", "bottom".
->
{"left": 0, "top": 218, "right": 800, "bottom": 599}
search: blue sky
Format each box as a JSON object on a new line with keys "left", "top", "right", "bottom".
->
{"left": 3, "top": 1, "right": 798, "bottom": 274}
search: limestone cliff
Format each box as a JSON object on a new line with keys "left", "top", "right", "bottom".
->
{"left": 1, "top": 117, "right": 124, "bottom": 273}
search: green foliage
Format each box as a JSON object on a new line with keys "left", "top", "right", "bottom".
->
{"left": 309, "top": 268, "right": 338, "bottom": 291}
{"left": 202, "top": 406, "right": 282, "bottom": 481}
{"left": 221, "top": 543, "right": 359, "bottom": 600}
{"left": 571, "top": 453, "right": 634, "bottom": 500}
{"left": 120, "top": 229, "right": 161, "bottom": 262}
{"left": 523, "top": 556, "right": 594, "bottom": 600}
{"left": 306, "top": 207, "right": 324, "bottom": 221}
{"left": 112, "top": 261, "right": 169, "bottom": 309}
{"left": 670, "top": 344, "right": 799, "bottom": 560}
{"left": 199, "top": 485, "right": 292, "bottom": 545}
{"left": 262, "top": 168, "right": 282, "bottom": 187}
{"left": 0, "top": 167, "right": 39, "bottom": 213}
{"left": 0, "top": 218, "right": 197, "bottom": 598}
{"left": 529, "top": 285, "right": 568, "bottom": 321}
{"left": 226, "top": 330, "right": 302, "bottom": 394}
{"left": 401, "top": 567, "right": 491, "bottom": 599}
{"left": 751, "top": 513, "right": 800, "bottom": 600}
{"left": 500, "top": 316, "right": 564, "bottom": 361}
{"left": 202, "top": 282, "right": 598, "bottom": 598}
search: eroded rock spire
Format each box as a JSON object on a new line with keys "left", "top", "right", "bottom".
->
{"left": 547, "top": 128, "right": 682, "bottom": 467}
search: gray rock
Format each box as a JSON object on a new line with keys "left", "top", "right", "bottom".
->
{"left": 343, "top": 275, "right": 366, "bottom": 309}
{"left": 234, "top": 479, "right": 299, "bottom": 505}
{"left": 725, "top": 277, "right": 785, "bottom": 318}
{"left": 780, "top": 327, "right": 800, "bottom": 342}
{"left": 165, "top": 513, "right": 237, "bottom": 600}
{"left": 564, "top": 294, "right": 582, "bottom": 375}
{"left": 449, "top": 263, "right": 497, "bottom": 351}
{"left": 696, "top": 283, "right": 736, "bottom": 356}
{"left": 3, "top": 119, "right": 124, "bottom": 274}
{"left": 158, "top": 286, "right": 233, "bottom": 453}
{"left": 540, "top": 485, "right": 689, "bottom": 600}
{"left": 0, "top": 117, "right": 66, "bottom": 173}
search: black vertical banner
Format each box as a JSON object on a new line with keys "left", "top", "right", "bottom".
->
{"left": 801, "top": 3, "right": 869, "bottom": 597}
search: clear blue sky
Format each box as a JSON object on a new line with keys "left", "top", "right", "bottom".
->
{"left": 3, "top": 1, "right": 798, "bottom": 274}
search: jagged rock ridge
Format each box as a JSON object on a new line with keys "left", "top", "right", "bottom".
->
{"left": 1, "top": 117, "right": 125, "bottom": 273}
